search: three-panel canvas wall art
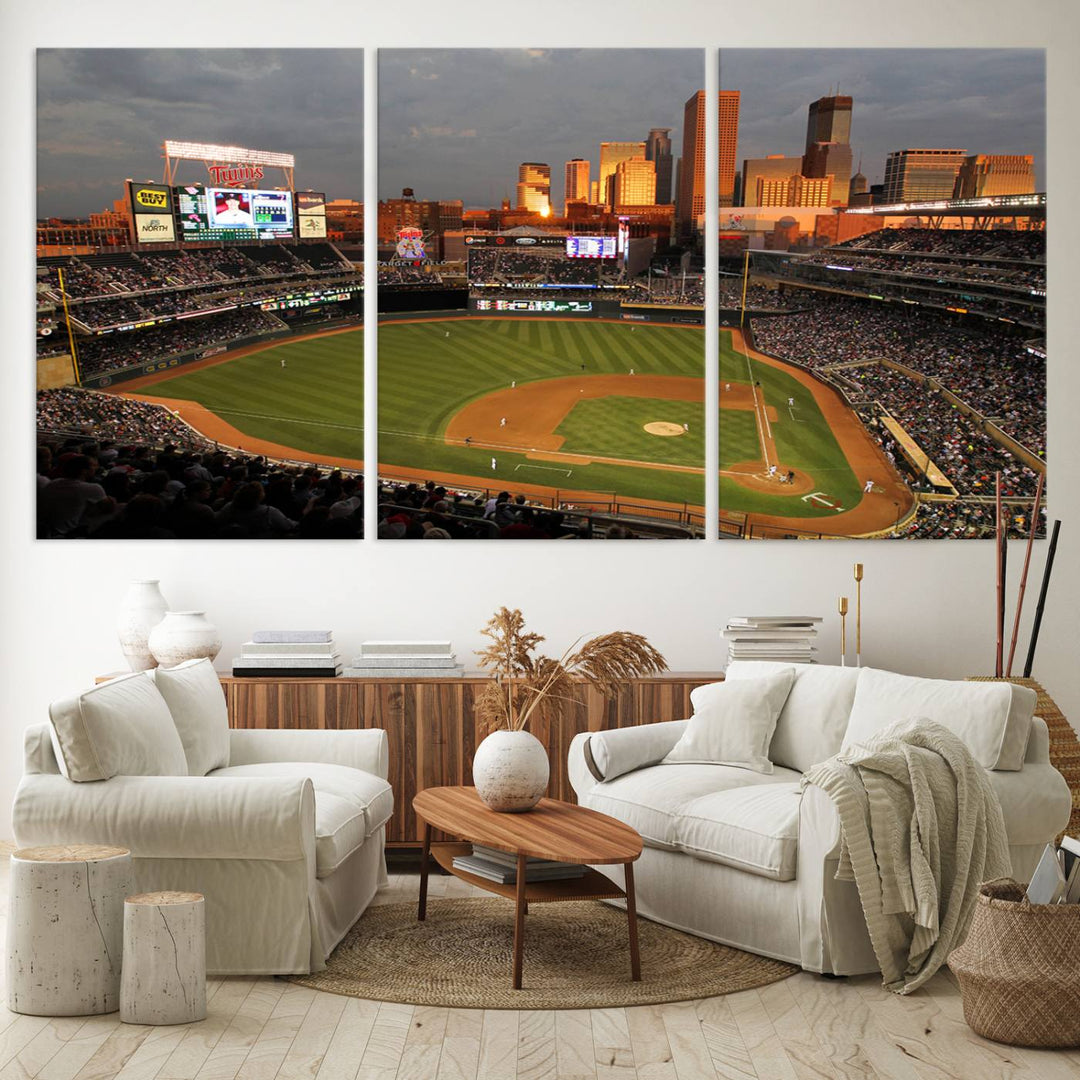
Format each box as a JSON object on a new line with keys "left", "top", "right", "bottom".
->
{"left": 35, "top": 48, "right": 1045, "bottom": 541}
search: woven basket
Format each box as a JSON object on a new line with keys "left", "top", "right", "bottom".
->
{"left": 949, "top": 879, "right": 1080, "bottom": 1048}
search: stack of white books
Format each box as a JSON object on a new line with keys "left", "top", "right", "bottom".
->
{"left": 344, "top": 641, "right": 464, "bottom": 679}
{"left": 232, "top": 631, "right": 342, "bottom": 677}
{"left": 452, "top": 844, "right": 587, "bottom": 885}
{"left": 723, "top": 616, "right": 822, "bottom": 665}
{"left": 1026, "top": 836, "right": 1080, "bottom": 904}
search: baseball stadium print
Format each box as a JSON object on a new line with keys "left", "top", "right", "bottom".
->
{"left": 36, "top": 50, "right": 364, "bottom": 540}
{"left": 717, "top": 48, "right": 1046, "bottom": 540}
{"left": 377, "top": 49, "right": 706, "bottom": 539}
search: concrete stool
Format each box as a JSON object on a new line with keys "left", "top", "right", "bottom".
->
{"left": 120, "top": 891, "right": 207, "bottom": 1025}
{"left": 7, "top": 844, "right": 132, "bottom": 1015}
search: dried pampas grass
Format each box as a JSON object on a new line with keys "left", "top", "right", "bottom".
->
{"left": 475, "top": 607, "right": 666, "bottom": 734}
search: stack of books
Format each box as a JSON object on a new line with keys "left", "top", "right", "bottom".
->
{"left": 1027, "top": 836, "right": 1080, "bottom": 904}
{"left": 451, "top": 844, "right": 587, "bottom": 885}
{"left": 344, "top": 641, "right": 464, "bottom": 679}
{"left": 723, "top": 616, "right": 822, "bottom": 665}
{"left": 232, "top": 631, "right": 342, "bottom": 677}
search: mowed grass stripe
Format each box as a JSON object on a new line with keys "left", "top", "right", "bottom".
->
{"left": 718, "top": 330, "right": 862, "bottom": 518}
{"left": 378, "top": 318, "right": 704, "bottom": 505}
{"left": 129, "top": 329, "right": 364, "bottom": 460}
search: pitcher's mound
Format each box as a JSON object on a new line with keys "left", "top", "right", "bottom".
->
{"left": 644, "top": 422, "right": 685, "bottom": 437}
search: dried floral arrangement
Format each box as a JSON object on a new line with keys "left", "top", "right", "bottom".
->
{"left": 475, "top": 607, "right": 667, "bottom": 734}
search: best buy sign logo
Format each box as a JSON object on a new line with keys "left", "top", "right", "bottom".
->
{"left": 134, "top": 188, "right": 168, "bottom": 208}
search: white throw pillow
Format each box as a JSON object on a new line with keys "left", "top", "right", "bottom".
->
{"left": 842, "top": 668, "right": 1036, "bottom": 771}
{"left": 663, "top": 670, "right": 795, "bottom": 774}
{"left": 724, "top": 661, "right": 860, "bottom": 772}
{"left": 49, "top": 672, "right": 188, "bottom": 782}
{"left": 150, "top": 658, "right": 230, "bottom": 775}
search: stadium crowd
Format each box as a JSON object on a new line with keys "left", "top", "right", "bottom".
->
{"left": 68, "top": 308, "right": 284, "bottom": 378}
{"left": 797, "top": 249, "right": 1046, "bottom": 291}
{"left": 37, "top": 389, "right": 363, "bottom": 539}
{"left": 751, "top": 294, "right": 1045, "bottom": 456}
{"left": 838, "top": 227, "right": 1045, "bottom": 261}
{"left": 846, "top": 364, "right": 1043, "bottom": 499}
{"left": 377, "top": 480, "right": 656, "bottom": 539}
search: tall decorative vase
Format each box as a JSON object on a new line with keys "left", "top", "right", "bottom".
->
{"left": 116, "top": 580, "right": 169, "bottom": 672}
{"left": 472, "top": 729, "right": 550, "bottom": 812}
{"left": 148, "top": 612, "right": 222, "bottom": 670}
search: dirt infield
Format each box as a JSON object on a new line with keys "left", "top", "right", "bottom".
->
{"left": 723, "top": 330, "right": 914, "bottom": 536}
{"left": 446, "top": 374, "right": 702, "bottom": 457}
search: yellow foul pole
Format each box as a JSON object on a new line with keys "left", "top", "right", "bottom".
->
{"left": 56, "top": 266, "right": 82, "bottom": 387}
{"left": 739, "top": 248, "right": 750, "bottom": 328}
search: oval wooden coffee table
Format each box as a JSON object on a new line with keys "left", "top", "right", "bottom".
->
{"left": 413, "top": 786, "right": 643, "bottom": 990}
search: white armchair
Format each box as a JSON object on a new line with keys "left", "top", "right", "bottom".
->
{"left": 12, "top": 664, "right": 393, "bottom": 975}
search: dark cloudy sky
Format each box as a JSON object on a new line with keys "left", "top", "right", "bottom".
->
{"left": 37, "top": 49, "right": 363, "bottom": 218}
{"left": 379, "top": 49, "right": 703, "bottom": 208}
{"left": 722, "top": 48, "right": 1045, "bottom": 189}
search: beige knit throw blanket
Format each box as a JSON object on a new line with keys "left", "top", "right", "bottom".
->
{"left": 802, "top": 718, "right": 1011, "bottom": 994}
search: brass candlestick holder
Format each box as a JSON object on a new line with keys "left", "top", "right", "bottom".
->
{"left": 854, "top": 563, "right": 864, "bottom": 667}
{"left": 838, "top": 596, "right": 849, "bottom": 667}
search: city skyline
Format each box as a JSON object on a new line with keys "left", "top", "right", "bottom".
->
{"left": 721, "top": 48, "right": 1045, "bottom": 192}
{"left": 37, "top": 49, "right": 364, "bottom": 219}
{"left": 379, "top": 49, "right": 702, "bottom": 209}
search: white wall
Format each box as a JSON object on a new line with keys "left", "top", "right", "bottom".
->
{"left": 3, "top": 1, "right": 1078, "bottom": 836}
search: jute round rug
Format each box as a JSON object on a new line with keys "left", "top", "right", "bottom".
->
{"left": 287, "top": 898, "right": 797, "bottom": 1009}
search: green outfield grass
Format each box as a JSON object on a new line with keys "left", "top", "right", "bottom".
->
{"left": 556, "top": 397, "right": 705, "bottom": 467}
{"left": 720, "top": 330, "right": 862, "bottom": 517}
{"left": 133, "top": 331, "right": 364, "bottom": 460}
{"left": 378, "top": 318, "right": 705, "bottom": 504}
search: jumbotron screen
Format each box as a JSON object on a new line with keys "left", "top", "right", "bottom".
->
{"left": 566, "top": 235, "right": 616, "bottom": 259}
{"left": 176, "top": 186, "right": 295, "bottom": 241}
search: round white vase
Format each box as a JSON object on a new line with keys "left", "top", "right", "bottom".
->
{"left": 148, "top": 611, "right": 222, "bottom": 669}
{"left": 472, "top": 729, "right": 550, "bottom": 812}
{"left": 116, "top": 580, "right": 169, "bottom": 672}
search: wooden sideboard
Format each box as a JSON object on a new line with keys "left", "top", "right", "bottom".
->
{"left": 220, "top": 672, "right": 722, "bottom": 848}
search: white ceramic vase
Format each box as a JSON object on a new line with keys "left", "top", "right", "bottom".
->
{"left": 148, "top": 611, "right": 222, "bottom": 669}
{"left": 116, "top": 580, "right": 169, "bottom": 672}
{"left": 472, "top": 729, "right": 550, "bottom": 812}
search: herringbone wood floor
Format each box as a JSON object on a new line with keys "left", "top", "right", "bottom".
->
{"left": 1, "top": 852, "right": 1078, "bottom": 1080}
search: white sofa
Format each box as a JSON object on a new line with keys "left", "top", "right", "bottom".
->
{"left": 568, "top": 663, "right": 1072, "bottom": 976}
{"left": 12, "top": 661, "right": 393, "bottom": 976}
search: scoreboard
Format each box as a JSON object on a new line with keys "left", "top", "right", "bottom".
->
{"left": 474, "top": 299, "right": 593, "bottom": 313}
{"left": 176, "top": 186, "right": 295, "bottom": 242}
{"left": 566, "top": 235, "right": 616, "bottom": 259}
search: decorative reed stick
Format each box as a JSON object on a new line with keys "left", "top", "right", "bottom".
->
{"left": 838, "top": 596, "right": 849, "bottom": 667}
{"left": 853, "top": 563, "right": 864, "bottom": 668}
{"left": 1023, "top": 519, "right": 1061, "bottom": 679}
{"left": 995, "top": 472, "right": 1004, "bottom": 677}
{"left": 1006, "top": 473, "right": 1044, "bottom": 677}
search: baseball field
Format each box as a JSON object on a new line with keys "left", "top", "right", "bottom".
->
{"left": 378, "top": 316, "right": 705, "bottom": 508}
{"left": 112, "top": 316, "right": 913, "bottom": 534}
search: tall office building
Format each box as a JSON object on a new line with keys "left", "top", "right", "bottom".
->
{"left": 741, "top": 155, "right": 803, "bottom": 207}
{"left": 613, "top": 157, "right": 657, "bottom": 205}
{"left": 599, "top": 141, "right": 646, "bottom": 208}
{"left": 679, "top": 90, "right": 738, "bottom": 233}
{"left": 882, "top": 149, "right": 967, "bottom": 203}
{"left": 564, "top": 158, "right": 590, "bottom": 212}
{"left": 754, "top": 173, "right": 833, "bottom": 208}
{"left": 515, "top": 162, "right": 551, "bottom": 213}
{"left": 954, "top": 154, "right": 1036, "bottom": 198}
{"left": 645, "top": 128, "right": 673, "bottom": 204}
{"left": 803, "top": 94, "right": 853, "bottom": 205}
{"left": 719, "top": 91, "right": 740, "bottom": 208}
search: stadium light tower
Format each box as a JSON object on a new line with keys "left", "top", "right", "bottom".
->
{"left": 162, "top": 141, "right": 296, "bottom": 189}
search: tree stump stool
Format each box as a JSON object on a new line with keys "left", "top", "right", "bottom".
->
{"left": 7, "top": 844, "right": 132, "bottom": 1015}
{"left": 120, "top": 891, "right": 207, "bottom": 1025}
